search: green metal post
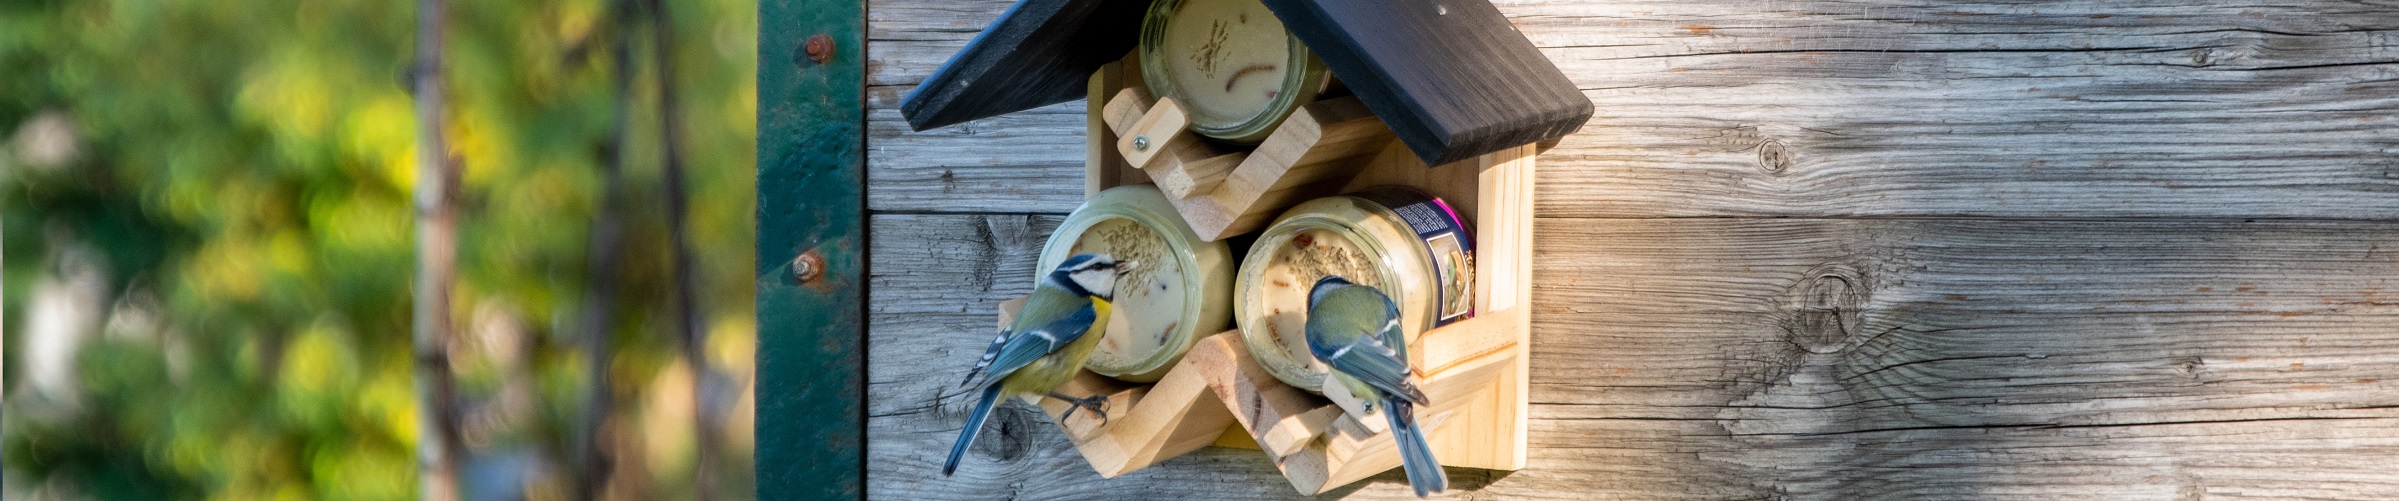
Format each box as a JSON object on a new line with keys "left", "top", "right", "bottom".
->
{"left": 755, "top": 0, "right": 865, "bottom": 498}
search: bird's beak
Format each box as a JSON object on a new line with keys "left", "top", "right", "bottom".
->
{"left": 1115, "top": 260, "right": 1138, "bottom": 272}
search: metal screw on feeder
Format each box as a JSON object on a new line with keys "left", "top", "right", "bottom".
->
{"left": 792, "top": 251, "right": 824, "bottom": 284}
{"left": 803, "top": 34, "right": 834, "bottom": 65}
{"left": 1132, "top": 135, "right": 1150, "bottom": 152}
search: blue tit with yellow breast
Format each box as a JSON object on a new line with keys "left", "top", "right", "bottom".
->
{"left": 943, "top": 253, "right": 1132, "bottom": 475}
{"left": 1306, "top": 275, "right": 1447, "bottom": 497}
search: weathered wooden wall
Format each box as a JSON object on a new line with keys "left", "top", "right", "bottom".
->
{"left": 860, "top": 1, "right": 2399, "bottom": 499}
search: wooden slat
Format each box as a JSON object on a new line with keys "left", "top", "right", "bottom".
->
{"left": 1116, "top": 97, "right": 1245, "bottom": 200}
{"left": 1528, "top": 5, "right": 2399, "bottom": 219}
{"left": 1086, "top": 57, "right": 1151, "bottom": 197}
{"left": 1091, "top": 88, "right": 1399, "bottom": 240}
{"left": 1195, "top": 96, "right": 1393, "bottom": 240}
{"left": 866, "top": 0, "right": 1009, "bottom": 41}
{"left": 1507, "top": 217, "right": 2399, "bottom": 499}
{"left": 865, "top": 213, "right": 2399, "bottom": 499}
{"left": 864, "top": 0, "right": 2399, "bottom": 217}
{"left": 866, "top": 104, "right": 1088, "bottom": 213}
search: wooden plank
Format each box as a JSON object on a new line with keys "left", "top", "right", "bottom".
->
{"left": 863, "top": 1, "right": 2399, "bottom": 217}
{"left": 1208, "top": 97, "right": 1391, "bottom": 213}
{"left": 1085, "top": 56, "right": 1151, "bottom": 197}
{"left": 866, "top": 104, "right": 1087, "bottom": 214}
{"left": 1508, "top": 217, "right": 2399, "bottom": 499}
{"left": 1116, "top": 98, "right": 1245, "bottom": 200}
{"left": 866, "top": 0, "right": 1010, "bottom": 41}
{"left": 1474, "top": 147, "right": 1535, "bottom": 469}
{"left": 1261, "top": 0, "right": 1593, "bottom": 166}
{"left": 758, "top": 0, "right": 866, "bottom": 497}
{"left": 1540, "top": 1, "right": 2399, "bottom": 216}
{"left": 1170, "top": 96, "right": 1395, "bottom": 240}
{"left": 1091, "top": 88, "right": 1398, "bottom": 240}
{"left": 864, "top": 213, "right": 2399, "bottom": 499}
{"left": 896, "top": 0, "right": 1148, "bottom": 131}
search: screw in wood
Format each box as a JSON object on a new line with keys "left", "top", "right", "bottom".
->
{"left": 1132, "top": 135, "right": 1150, "bottom": 152}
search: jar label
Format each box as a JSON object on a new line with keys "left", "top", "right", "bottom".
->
{"left": 1356, "top": 188, "right": 1475, "bottom": 326}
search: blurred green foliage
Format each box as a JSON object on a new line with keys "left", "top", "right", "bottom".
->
{"left": 1, "top": 0, "right": 757, "bottom": 498}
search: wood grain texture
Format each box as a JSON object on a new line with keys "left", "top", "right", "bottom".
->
{"left": 869, "top": 213, "right": 2399, "bottom": 499}
{"left": 1087, "top": 57, "right": 1153, "bottom": 197}
{"left": 1515, "top": 218, "right": 2399, "bottom": 500}
{"left": 866, "top": 0, "right": 2399, "bottom": 216}
{"left": 855, "top": 0, "right": 2399, "bottom": 499}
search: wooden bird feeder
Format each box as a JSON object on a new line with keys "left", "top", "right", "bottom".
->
{"left": 907, "top": 0, "right": 1589, "bottom": 494}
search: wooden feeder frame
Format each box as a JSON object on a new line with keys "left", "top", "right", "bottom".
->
{"left": 996, "top": 51, "right": 1535, "bottom": 495}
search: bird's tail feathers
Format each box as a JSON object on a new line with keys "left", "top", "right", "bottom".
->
{"left": 943, "top": 385, "right": 1005, "bottom": 476}
{"left": 1396, "top": 379, "right": 1429, "bottom": 406}
{"left": 1385, "top": 398, "right": 1448, "bottom": 497}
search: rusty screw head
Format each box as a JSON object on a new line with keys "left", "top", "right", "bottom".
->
{"left": 792, "top": 251, "right": 824, "bottom": 284}
{"left": 803, "top": 34, "right": 834, "bottom": 65}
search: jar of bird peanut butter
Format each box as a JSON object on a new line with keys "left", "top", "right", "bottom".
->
{"left": 1038, "top": 184, "right": 1235, "bottom": 382}
{"left": 1233, "top": 187, "right": 1475, "bottom": 392}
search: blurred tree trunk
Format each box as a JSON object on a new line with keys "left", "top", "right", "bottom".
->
{"left": 645, "top": 0, "right": 716, "bottom": 498}
{"left": 574, "top": 0, "right": 639, "bottom": 497}
{"left": 410, "top": 0, "right": 464, "bottom": 498}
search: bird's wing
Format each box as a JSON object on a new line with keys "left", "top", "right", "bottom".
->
{"left": 979, "top": 302, "right": 1098, "bottom": 383}
{"left": 958, "top": 326, "right": 1012, "bottom": 387}
{"left": 1378, "top": 295, "right": 1407, "bottom": 362}
{"left": 1315, "top": 317, "right": 1425, "bottom": 404}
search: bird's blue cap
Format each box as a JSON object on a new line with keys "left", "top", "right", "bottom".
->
{"left": 1308, "top": 275, "right": 1356, "bottom": 307}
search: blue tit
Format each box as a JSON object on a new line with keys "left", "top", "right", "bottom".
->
{"left": 1306, "top": 276, "right": 1447, "bottom": 497}
{"left": 943, "top": 253, "right": 1133, "bottom": 476}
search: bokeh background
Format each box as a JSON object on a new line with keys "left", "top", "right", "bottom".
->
{"left": 0, "top": 0, "right": 758, "bottom": 498}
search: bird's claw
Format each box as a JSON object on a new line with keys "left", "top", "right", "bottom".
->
{"left": 1049, "top": 392, "right": 1111, "bottom": 426}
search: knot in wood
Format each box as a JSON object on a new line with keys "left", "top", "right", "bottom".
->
{"left": 1755, "top": 138, "right": 1793, "bottom": 175}
{"left": 2173, "top": 356, "right": 2208, "bottom": 380}
{"left": 974, "top": 406, "right": 1036, "bottom": 463}
{"left": 1784, "top": 263, "right": 1868, "bottom": 353}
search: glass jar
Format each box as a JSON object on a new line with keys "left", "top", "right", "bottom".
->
{"left": 1039, "top": 185, "right": 1235, "bottom": 382}
{"left": 1139, "top": 0, "right": 1330, "bottom": 144}
{"left": 1234, "top": 187, "right": 1475, "bottom": 392}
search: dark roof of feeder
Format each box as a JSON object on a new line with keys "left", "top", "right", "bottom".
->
{"left": 897, "top": 0, "right": 1149, "bottom": 134}
{"left": 899, "top": 0, "right": 1593, "bottom": 167}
